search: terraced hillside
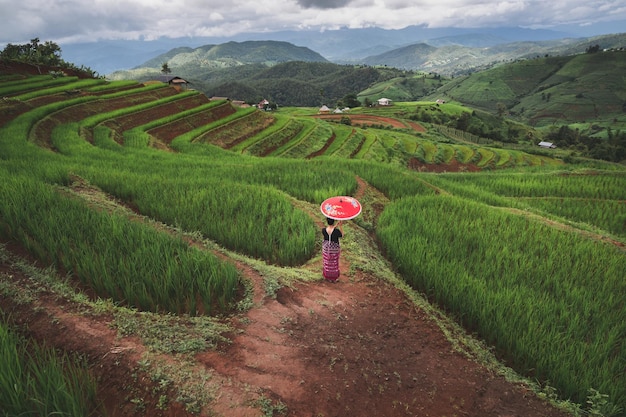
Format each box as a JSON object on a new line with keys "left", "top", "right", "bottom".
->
{"left": 3, "top": 70, "right": 625, "bottom": 417}
{"left": 1, "top": 73, "right": 563, "bottom": 170}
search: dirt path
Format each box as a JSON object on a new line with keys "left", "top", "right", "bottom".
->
{"left": 0, "top": 177, "right": 574, "bottom": 417}
{"left": 312, "top": 114, "right": 426, "bottom": 132}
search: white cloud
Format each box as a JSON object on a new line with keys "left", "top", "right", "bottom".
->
{"left": 1, "top": 0, "right": 625, "bottom": 45}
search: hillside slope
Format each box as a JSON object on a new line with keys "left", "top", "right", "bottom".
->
{"left": 431, "top": 50, "right": 626, "bottom": 128}
{"left": 1, "top": 66, "right": 625, "bottom": 416}
{"left": 140, "top": 40, "right": 328, "bottom": 69}
{"left": 361, "top": 32, "right": 626, "bottom": 75}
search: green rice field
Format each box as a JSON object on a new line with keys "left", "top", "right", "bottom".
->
{"left": 1, "top": 73, "right": 625, "bottom": 415}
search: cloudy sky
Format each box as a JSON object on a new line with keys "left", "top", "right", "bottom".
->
{"left": 1, "top": 0, "right": 626, "bottom": 45}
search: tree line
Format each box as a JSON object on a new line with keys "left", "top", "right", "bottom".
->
{"left": 0, "top": 38, "right": 98, "bottom": 77}
{"left": 546, "top": 125, "right": 626, "bottom": 163}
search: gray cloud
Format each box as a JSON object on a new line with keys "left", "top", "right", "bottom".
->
{"left": 295, "top": 0, "right": 354, "bottom": 9}
{"left": 1, "top": 0, "right": 625, "bottom": 45}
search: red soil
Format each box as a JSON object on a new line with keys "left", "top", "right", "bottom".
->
{"left": 313, "top": 114, "right": 426, "bottom": 132}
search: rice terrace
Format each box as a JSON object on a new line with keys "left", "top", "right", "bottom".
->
{"left": 1, "top": 61, "right": 626, "bottom": 417}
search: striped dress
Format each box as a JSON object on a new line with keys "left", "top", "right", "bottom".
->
{"left": 322, "top": 227, "right": 342, "bottom": 281}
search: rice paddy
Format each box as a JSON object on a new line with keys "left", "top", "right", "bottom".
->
{"left": 1, "top": 73, "right": 625, "bottom": 414}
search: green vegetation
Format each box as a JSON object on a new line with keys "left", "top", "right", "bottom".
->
{"left": 357, "top": 72, "right": 445, "bottom": 103}
{"left": 106, "top": 45, "right": 626, "bottom": 163}
{"left": 1, "top": 51, "right": 625, "bottom": 415}
{"left": 111, "top": 58, "right": 410, "bottom": 107}
{"left": 0, "top": 322, "right": 100, "bottom": 416}
{"left": 430, "top": 51, "right": 626, "bottom": 133}
{"left": 378, "top": 192, "right": 626, "bottom": 409}
{"left": 0, "top": 38, "right": 98, "bottom": 77}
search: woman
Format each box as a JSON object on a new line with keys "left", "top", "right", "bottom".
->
{"left": 322, "top": 217, "right": 344, "bottom": 283}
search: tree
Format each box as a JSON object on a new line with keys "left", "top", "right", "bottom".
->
{"left": 341, "top": 93, "right": 361, "bottom": 109}
{"left": 456, "top": 111, "right": 471, "bottom": 131}
{"left": 586, "top": 44, "right": 601, "bottom": 54}
{"left": 0, "top": 38, "right": 62, "bottom": 66}
{"left": 161, "top": 62, "right": 172, "bottom": 75}
{"left": 496, "top": 102, "right": 507, "bottom": 117}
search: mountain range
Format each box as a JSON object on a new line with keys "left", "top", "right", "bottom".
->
{"left": 62, "top": 23, "right": 626, "bottom": 75}
{"left": 101, "top": 30, "right": 626, "bottom": 114}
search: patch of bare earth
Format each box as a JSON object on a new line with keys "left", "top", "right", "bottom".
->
{"left": 0, "top": 178, "right": 574, "bottom": 417}
{"left": 313, "top": 114, "right": 426, "bottom": 132}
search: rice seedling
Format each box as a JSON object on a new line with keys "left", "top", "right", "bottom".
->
{"left": 355, "top": 130, "right": 380, "bottom": 159}
{"left": 333, "top": 130, "right": 366, "bottom": 159}
{"left": 272, "top": 117, "right": 318, "bottom": 157}
{"left": 281, "top": 119, "right": 334, "bottom": 158}
{"left": 16, "top": 78, "right": 106, "bottom": 100}
{"left": 2, "top": 76, "right": 625, "bottom": 413}
{"left": 477, "top": 147, "right": 496, "bottom": 167}
{"left": 420, "top": 140, "right": 437, "bottom": 163}
{"left": 377, "top": 194, "right": 626, "bottom": 407}
{"left": 243, "top": 117, "right": 304, "bottom": 156}
{"left": 323, "top": 123, "right": 353, "bottom": 156}
{"left": 0, "top": 75, "right": 77, "bottom": 96}
{"left": 0, "top": 322, "right": 100, "bottom": 416}
{"left": 0, "top": 173, "right": 240, "bottom": 315}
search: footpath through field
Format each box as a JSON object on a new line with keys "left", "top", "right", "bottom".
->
{"left": 0, "top": 176, "right": 574, "bottom": 417}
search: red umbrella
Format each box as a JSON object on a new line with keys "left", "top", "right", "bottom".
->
{"left": 320, "top": 196, "right": 362, "bottom": 220}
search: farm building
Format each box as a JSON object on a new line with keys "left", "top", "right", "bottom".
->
{"left": 319, "top": 105, "right": 331, "bottom": 114}
{"left": 377, "top": 98, "right": 392, "bottom": 106}
{"left": 155, "top": 75, "right": 190, "bottom": 90}
{"left": 538, "top": 141, "right": 557, "bottom": 149}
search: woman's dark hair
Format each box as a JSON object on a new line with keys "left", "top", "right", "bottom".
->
{"left": 326, "top": 217, "right": 335, "bottom": 225}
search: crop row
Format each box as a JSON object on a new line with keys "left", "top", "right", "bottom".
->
{"left": 377, "top": 194, "right": 626, "bottom": 408}
{"left": 243, "top": 116, "right": 305, "bottom": 156}
{"left": 2, "top": 74, "right": 559, "bottom": 172}
{"left": 0, "top": 322, "right": 99, "bottom": 416}
{"left": 272, "top": 118, "right": 319, "bottom": 157}
{"left": 332, "top": 129, "right": 366, "bottom": 158}
{"left": 0, "top": 168, "right": 241, "bottom": 315}
{"left": 193, "top": 107, "right": 272, "bottom": 148}
{"left": 103, "top": 94, "right": 214, "bottom": 144}
{"left": 2, "top": 74, "right": 625, "bottom": 412}
{"left": 148, "top": 100, "right": 239, "bottom": 145}
{"left": 115, "top": 98, "right": 229, "bottom": 147}
{"left": 0, "top": 74, "right": 81, "bottom": 96}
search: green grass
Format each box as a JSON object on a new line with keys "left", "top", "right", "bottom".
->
{"left": 1, "top": 74, "right": 625, "bottom": 414}
{"left": 378, "top": 193, "right": 626, "bottom": 408}
{"left": 0, "top": 322, "right": 100, "bottom": 417}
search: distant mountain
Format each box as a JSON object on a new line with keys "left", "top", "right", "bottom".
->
{"left": 360, "top": 33, "right": 626, "bottom": 75}
{"left": 61, "top": 40, "right": 185, "bottom": 75}
{"left": 361, "top": 43, "right": 437, "bottom": 69}
{"left": 428, "top": 49, "right": 626, "bottom": 128}
{"left": 107, "top": 33, "right": 626, "bottom": 108}
{"left": 61, "top": 23, "right": 626, "bottom": 75}
{"left": 110, "top": 55, "right": 407, "bottom": 107}
{"left": 138, "top": 41, "right": 327, "bottom": 70}
{"left": 108, "top": 40, "right": 329, "bottom": 92}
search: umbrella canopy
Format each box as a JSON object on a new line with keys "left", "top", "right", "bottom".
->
{"left": 320, "top": 196, "right": 362, "bottom": 220}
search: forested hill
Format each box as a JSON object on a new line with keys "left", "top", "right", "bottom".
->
{"left": 211, "top": 62, "right": 403, "bottom": 107}
{"left": 139, "top": 40, "right": 328, "bottom": 69}
{"left": 111, "top": 59, "right": 408, "bottom": 107}
{"left": 429, "top": 49, "right": 626, "bottom": 127}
